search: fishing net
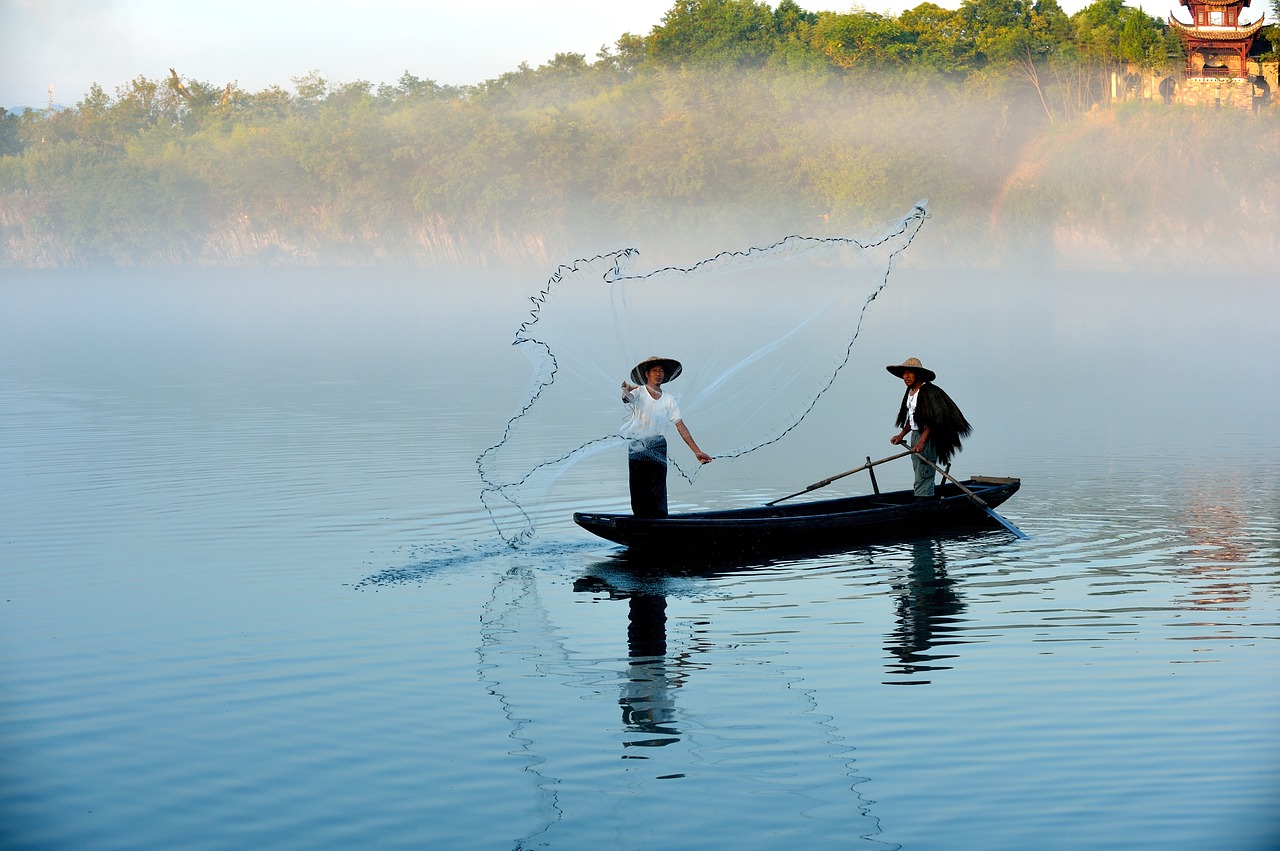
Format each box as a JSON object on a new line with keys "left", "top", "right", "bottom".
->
{"left": 478, "top": 202, "right": 929, "bottom": 545}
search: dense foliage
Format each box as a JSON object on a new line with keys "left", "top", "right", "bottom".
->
{"left": 1, "top": 0, "right": 1276, "bottom": 268}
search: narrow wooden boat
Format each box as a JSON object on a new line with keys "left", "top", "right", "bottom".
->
{"left": 574, "top": 476, "right": 1020, "bottom": 555}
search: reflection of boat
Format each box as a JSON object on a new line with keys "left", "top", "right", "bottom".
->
{"left": 574, "top": 476, "right": 1020, "bottom": 555}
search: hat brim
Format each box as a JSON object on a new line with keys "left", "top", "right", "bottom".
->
{"left": 632, "top": 357, "right": 683, "bottom": 385}
{"left": 886, "top": 364, "right": 936, "bottom": 382}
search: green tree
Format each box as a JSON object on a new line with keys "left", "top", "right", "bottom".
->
{"left": 645, "top": 0, "right": 781, "bottom": 67}
{"left": 69, "top": 84, "right": 117, "bottom": 151}
{"left": 899, "top": 3, "right": 977, "bottom": 73}
{"left": 958, "top": 0, "right": 1036, "bottom": 66}
{"left": 0, "top": 108, "right": 23, "bottom": 157}
{"left": 1007, "top": 0, "right": 1075, "bottom": 121}
{"left": 1069, "top": 0, "right": 1177, "bottom": 108}
{"left": 610, "top": 32, "right": 651, "bottom": 73}
{"left": 774, "top": 0, "right": 818, "bottom": 35}
{"left": 1117, "top": 8, "right": 1169, "bottom": 68}
{"left": 811, "top": 11, "right": 913, "bottom": 70}
{"left": 1073, "top": 0, "right": 1125, "bottom": 66}
{"left": 376, "top": 71, "right": 455, "bottom": 103}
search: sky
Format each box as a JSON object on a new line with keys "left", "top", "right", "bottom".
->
{"left": 2, "top": 0, "right": 1193, "bottom": 109}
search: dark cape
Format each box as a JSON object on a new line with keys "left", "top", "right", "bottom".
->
{"left": 896, "top": 383, "right": 972, "bottom": 466}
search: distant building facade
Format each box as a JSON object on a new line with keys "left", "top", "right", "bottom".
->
{"left": 1166, "top": 0, "right": 1273, "bottom": 109}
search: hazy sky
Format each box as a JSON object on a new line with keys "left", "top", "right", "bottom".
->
{"left": 3, "top": 0, "right": 1187, "bottom": 108}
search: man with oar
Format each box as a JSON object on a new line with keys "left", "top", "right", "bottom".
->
{"left": 887, "top": 357, "right": 971, "bottom": 501}
{"left": 767, "top": 355, "right": 1026, "bottom": 538}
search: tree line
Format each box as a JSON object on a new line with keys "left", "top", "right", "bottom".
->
{"left": 1, "top": 0, "right": 1277, "bottom": 268}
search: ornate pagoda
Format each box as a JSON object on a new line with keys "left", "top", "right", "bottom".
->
{"left": 1169, "top": 0, "right": 1266, "bottom": 79}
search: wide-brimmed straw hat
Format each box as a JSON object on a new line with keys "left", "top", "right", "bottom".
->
{"left": 886, "top": 357, "right": 936, "bottom": 382}
{"left": 631, "top": 356, "right": 683, "bottom": 385}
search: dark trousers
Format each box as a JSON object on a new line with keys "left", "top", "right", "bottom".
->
{"left": 628, "top": 437, "right": 668, "bottom": 518}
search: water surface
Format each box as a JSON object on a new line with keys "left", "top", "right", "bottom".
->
{"left": 1, "top": 267, "right": 1277, "bottom": 850}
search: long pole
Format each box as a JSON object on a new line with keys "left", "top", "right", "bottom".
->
{"left": 906, "top": 448, "right": 1028, "bottom": 539}
{"left": 767, "top": 450, "right": 912, "bottom": 506}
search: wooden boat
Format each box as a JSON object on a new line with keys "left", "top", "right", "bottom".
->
{"left": 574, "top": 476, "right": 1021, "bottom": 555}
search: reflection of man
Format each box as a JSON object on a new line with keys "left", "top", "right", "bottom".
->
{"left": 574, "top": 576, "right": 685, "bottom": 749}
{"left": 620, "top": 593, "right": 680, "bottom": 747}
{"left": 884, "top": 540, "right": 966, "bottom": 683}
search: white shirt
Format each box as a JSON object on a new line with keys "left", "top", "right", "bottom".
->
{"left": 906, "top": 389, "right": 919, "bottom": 431}
{"left": 621, "top": 386, "right": 682, "bottom": 441}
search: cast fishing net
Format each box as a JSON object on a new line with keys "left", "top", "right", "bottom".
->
{"left": 478, "top": 202, "right": 928, "bottom": 546}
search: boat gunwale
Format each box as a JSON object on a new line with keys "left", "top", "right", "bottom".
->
{"left": 574, "top": 478, "right": 1020, "bottom": 527}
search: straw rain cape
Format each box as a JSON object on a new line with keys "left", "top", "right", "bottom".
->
{"left": 895, "top": 383, "right": 971, "bottom": 466}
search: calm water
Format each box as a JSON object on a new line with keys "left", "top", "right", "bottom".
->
{"left": 2, "top": 267, "right": 1278, "bottom": 850}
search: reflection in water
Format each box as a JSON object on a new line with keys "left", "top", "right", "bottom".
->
{"left": 573, "top": 576, "right": 694, "bottom": 755}
{"left": 4, "top": 270, "right": 1278, "bottom": 849}
{"left": 883, "top": 540, "right": 967, "bottom": 685}
{"left": 477, "top": 566, "right": 566, "bottom": 849}
{"left": 573, "top": 566, "right": 893, "bottom": 847}
{"left": 1176, "top": 484, "right": 1258, "bottom": 610}
{"left": 620, "top": 593, "right": 682, "bottom": 751}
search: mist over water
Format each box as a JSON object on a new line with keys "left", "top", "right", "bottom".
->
{"left": 2, "top": 256, "right": 1277, "bottom": 849}
{"left": 4, "top": 66, "right": 1276, "bottom": 272}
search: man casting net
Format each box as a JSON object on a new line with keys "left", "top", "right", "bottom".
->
{"left": 477, "top": 202, "right": 929, "bottom": 546}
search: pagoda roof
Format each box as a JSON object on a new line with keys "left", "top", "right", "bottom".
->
{"left": 1168, "top": 15, "right": 1266, "bottom": 40}
{"left": 1179, "top": 0, "right": 1251, "bottom": 7}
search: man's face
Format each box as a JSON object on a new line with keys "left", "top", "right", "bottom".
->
{"left": 647, "top": 365, "right": 665, "bottom": 385}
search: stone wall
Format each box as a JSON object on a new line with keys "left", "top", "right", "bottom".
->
{"left": 1122, "top": 59, "right": 1276, "bottom": 111}
{"left": 1179, "top": 76, "right": 1257, "bottom": 109}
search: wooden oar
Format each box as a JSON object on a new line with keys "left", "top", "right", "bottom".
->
{"left": 767, "top": 450, "right": 912, "bottom": 506}
{"left": 906, "top": 448, "right": 1028, "bottom": 539}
